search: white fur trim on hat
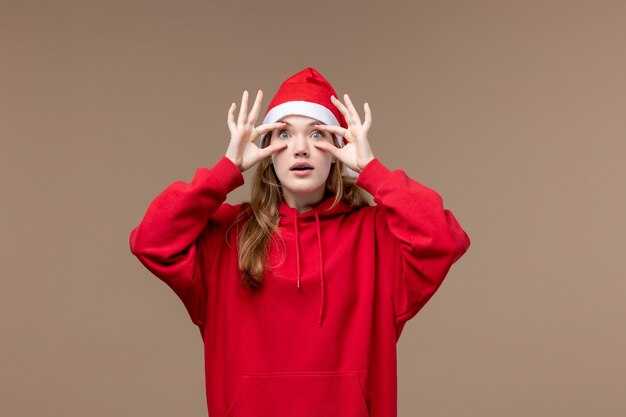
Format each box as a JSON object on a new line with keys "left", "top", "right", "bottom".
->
{"left": 258, "top": 101, "right": 344, "bottom": 147}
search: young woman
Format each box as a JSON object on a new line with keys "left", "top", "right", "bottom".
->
{"left": 129, "top": 67, "right": 471, "bottom": 417}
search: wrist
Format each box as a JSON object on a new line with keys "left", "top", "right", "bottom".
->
{"left": 358, "top": 156, "right": 376, "bottom": 172}
{"left": 225, "top": 155, "right": 244, "bottom": 172}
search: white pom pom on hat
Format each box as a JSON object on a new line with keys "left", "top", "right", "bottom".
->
{"left": 258, "top": 67, "right": 359, "bottom": 178}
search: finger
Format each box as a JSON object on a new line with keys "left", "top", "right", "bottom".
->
{"left": 250, "top": 122, "right": 287, "bottom": 143}
{"left": 313, "top": 141, "right": 340, "bottom": 158}
{"left": 237, "top": 90, "right": 249, "bottom": 126}
{"left": 260, "top": 142, "right": 288, "bottom": 159}
{"left": 257, "top": 121, "right": 287, "bottom": 133}
{"left": 227, "top": 102, "right": 237, "bottom": 131}
{"left": 313, "top": 123, "right": 348, "bottom": 138}
{"left": 362, "top": 102, "right": 372, "bottom": 130}
{"left": 343, "top": 93, "right": 362, "bottom": 125}
{"left": 330, "top": 95, "right": 353, "bottom": 125}
{"left": 247, "top": 89, "right": 263, "bottom": 126}
{"left": 252, "top": 122, "right": 287, "bottom": 141}
{"left": 314, "top": 124, "right": 354, "bottom": 144}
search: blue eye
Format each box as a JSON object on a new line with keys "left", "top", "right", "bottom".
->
{"left": 278, "top": 130, "right": 324, "bottom": 140}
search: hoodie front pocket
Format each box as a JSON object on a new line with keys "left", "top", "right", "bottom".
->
{"left": 225, "top": 370, "right": 369, "bottom": 417}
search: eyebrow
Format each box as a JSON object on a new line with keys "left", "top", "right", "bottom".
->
{"left": 280, "top": 121, "right": 321, "bottom": 127}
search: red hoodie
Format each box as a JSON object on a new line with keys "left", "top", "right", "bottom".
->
{"left": 129, "top": 155, "right": 470, "bottom": 417}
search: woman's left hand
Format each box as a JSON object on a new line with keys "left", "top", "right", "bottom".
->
{"left": 313, "top": 94, "right": 375, "bottom": 173}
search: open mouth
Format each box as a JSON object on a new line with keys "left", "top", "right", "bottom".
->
{"left": 290, "top": 166, "right": 314, "bottom": 176}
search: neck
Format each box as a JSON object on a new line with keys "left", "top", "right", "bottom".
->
{"left": 281, "top": 187, "right": 326, "bottom": 214}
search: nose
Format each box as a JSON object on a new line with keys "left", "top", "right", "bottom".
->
{"left": 292, "top": 133, "right": 310, "bottom": 156}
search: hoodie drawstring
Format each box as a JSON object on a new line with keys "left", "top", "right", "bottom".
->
{"left": 292, "top": 212, "right": 326, "bottom": 326}
{"left": 294, "top": 216, "right": 301, "bottom": 288}
{"left": 315, "top": 212, "right": 325, "bottom": 326}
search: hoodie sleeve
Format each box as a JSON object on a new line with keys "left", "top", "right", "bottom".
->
{"left": 355, "top": 157, "right": 471, "bottom": 329}
{"left": 129, "top": 156, "right": 245, "bottom": 328}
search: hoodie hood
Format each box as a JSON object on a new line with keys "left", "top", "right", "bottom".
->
{"left": 277, "top": 195, "right": 355, "bottom": 326}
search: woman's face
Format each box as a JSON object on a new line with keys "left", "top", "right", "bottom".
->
{"left": 269, "top": 114, "right": 336, "bottom": 198}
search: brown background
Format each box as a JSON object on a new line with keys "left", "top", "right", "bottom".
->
{"left": 2, "top": 0, "right": 625, "bottom": 416}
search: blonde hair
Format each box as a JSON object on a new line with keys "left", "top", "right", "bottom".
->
{"left": 226, "top": 130, "right": 371, "bottom": 292}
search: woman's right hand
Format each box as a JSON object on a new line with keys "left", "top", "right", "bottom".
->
{"left": 225, "top": 89, "right": 288, "bottom": 172}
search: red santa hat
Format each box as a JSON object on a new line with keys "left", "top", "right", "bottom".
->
{"left": 258, "top": 67, "right": 359, "bottom": 178}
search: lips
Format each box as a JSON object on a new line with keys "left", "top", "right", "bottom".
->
{"left": 290, "top": 162, "right": 314, "bottom": 170}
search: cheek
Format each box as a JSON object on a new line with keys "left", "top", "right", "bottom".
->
{"left": 316, "top": 143, "right": 335, "bottom": 161}
{"left": 272, "top": 151, "right": 289, "bottom": 172}
{"left": 269, "top": 137, "right": 282, "bottom": 163}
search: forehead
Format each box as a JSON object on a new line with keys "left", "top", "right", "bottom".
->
{"left": 277, "top": 114, "right": 323, "bottom": 127}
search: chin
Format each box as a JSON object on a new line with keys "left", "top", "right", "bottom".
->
{"left": 284, "top": 182, "right": 325, "bottom": 195}
{"left": 278, "top": 175, "right": 326, "bottom": 194}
